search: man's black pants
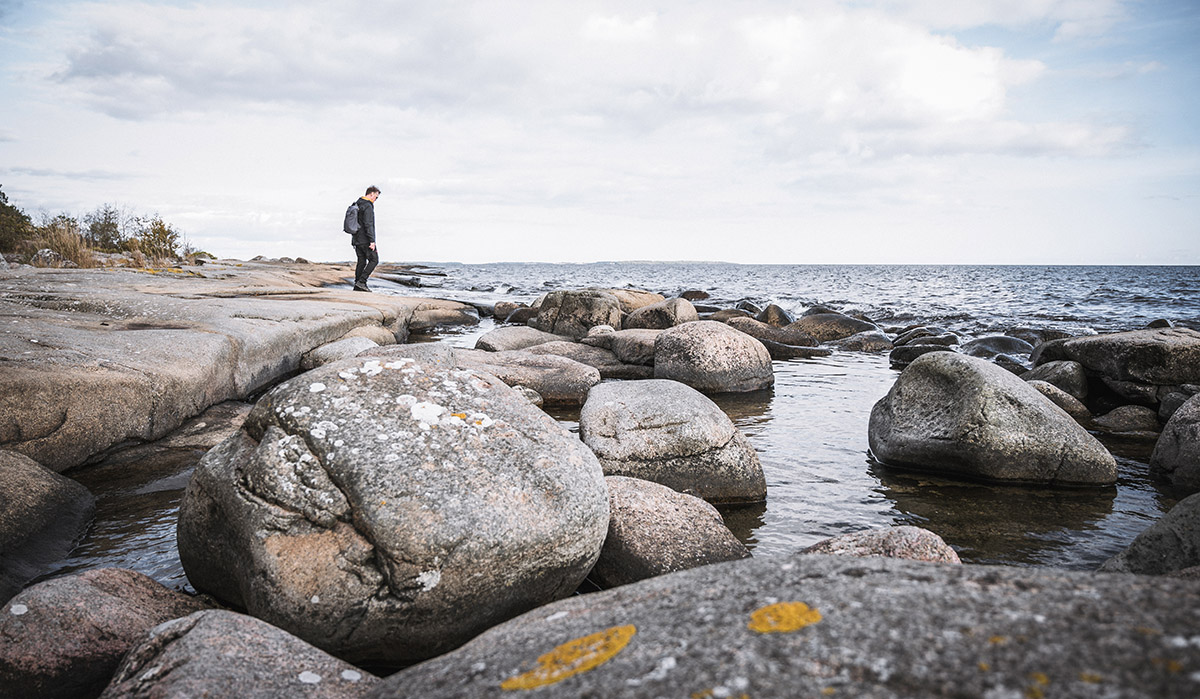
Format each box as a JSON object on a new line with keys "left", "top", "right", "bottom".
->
{"left": 354, "top": 244, "right": 378, "bottom": 286}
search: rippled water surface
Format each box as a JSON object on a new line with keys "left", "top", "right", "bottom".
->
{"left": 47, "top": 263, "right": 1197, "bottom": 590}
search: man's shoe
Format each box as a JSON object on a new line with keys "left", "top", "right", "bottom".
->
{"left": 353, "top": 283, "right": 371, "bottom": 292}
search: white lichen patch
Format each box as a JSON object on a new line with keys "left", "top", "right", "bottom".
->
{"left": 9, "top": 603, "right": 28, "bottom": 616}
{"left": 309, "top": 383, "right": 326, "bottom": 393}
{"left": 298, "top": 671, "right": 322, "bottom": 684}
{"left": 415, "top": 569, "right": 442, "bottom": 590}
{"left": 338, "top": 370, "right": 358, "bottom": 380}
{"left": 471, "top": 413, "right": 494, "bottom": 428}
{"left": 545, "top": 611, "right": 569, "bottom": 622}
{"left": 361, "top": 360, "right": 384, "bottom": 376}
{"left": 384, "top": 358, "right": 415, "bottom": 369}
{"left": 341, "top": 669, "right": 363, "bottom": 682}
{"left": 411, "top": 401, "right": 446, "bottom": 429}
{"left": 395, "top": 394, "right": 417, "bottom": 408}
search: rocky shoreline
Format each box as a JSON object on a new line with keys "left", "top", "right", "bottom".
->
{"left": 1, "top": 262, "right": 1198, "bottom": 697}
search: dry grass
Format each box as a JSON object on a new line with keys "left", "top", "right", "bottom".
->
{"left": 31, "top": 225, "right": 98, "bottom": 268}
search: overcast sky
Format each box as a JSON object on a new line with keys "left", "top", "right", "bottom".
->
{"left": 1, "top": 0, "right": 1197, "bottom": 264}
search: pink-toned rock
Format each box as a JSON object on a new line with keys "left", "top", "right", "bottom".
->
{"left": 0, "top": 568, "right": 212, "bottom": 699}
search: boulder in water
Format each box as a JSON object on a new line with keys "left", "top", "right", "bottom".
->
{"left": 1093, "top": 405, "right": 1160, "bottom": 438}
{"left": 654, "top": 322, "right": 773, "bottom": 394}
{"left": 523, "top": 342, "right": 652, "bottom": 380}
{"left": 869, "top": 352, "right": 1117, "bottom": 485}
{"left": 787, "top": 313, "right": 880, "bottom": 342}
{"left": 1100, "top": 492, "right": 1200, "bottom": 575}
{"left": 960, "top": 335, "right": 1034, "bottom": 359}
{"left": 888, "top": 343, "right": 955, "bottom": 369}
{"left": 1026, "top": 380, "right": 1091, "bottom": 421}
{"left": 801, "top": 526, "right": 960, "bottom": 564}
{"left": 588, "top": 476, "right": 749, "bottom": 589}
{"left": 623, "top": 298, "right": 698, "bottom": 330}
{"left": 1037, "top": 328, "right": 1200, "bottom": 386}
{"left": 827, "top": 330, "right": 894, "bottom": 353}
{"left": 579, "top": 380, "right": 766, "bottom": 504}
{"left": 474, "top": 326, "right": 569, "bottom": 352}
{"left": 529, "top": 290, "right": 623, "bottom": 338}
{"left": 1150, "top": 394, "right": 1200, "bottom": 494}
{"left": 755, "top": 304, "right": 794, "bottom": 327}
{"left": 723, "top": 316, "right": 817, "bottom": 347}
{"left": 1022, "top": 360, "right": 1088, "bottom": 402}
{"left": 177, "top": 356, "right": 609, "bottom": 666}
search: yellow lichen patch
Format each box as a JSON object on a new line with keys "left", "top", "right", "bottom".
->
{"left": 821, "top": 687, "right": 837, "bottom": 695}
{"left": 500, "top": 625, "right": 636, "bottom": 691}
{"left": 690, "top": 690, "right": 714, "bottom": 699}
{"left": 747, "top": 601, "right": 822, "bottom": 633}
{"left": 1029, "top": 672, "right": 1049, "bottom": 686}
{"left": 1079, "top": 672, "right": 1103, "bottom": 684}
{"left": 1150, "top": 658, "right": 1183, "bottom": 674}
{"left": 451, "top": 412, "right": 467, "bottom": 419}
{"left": 978, "top": 662, "right": 990, "bottom": 672}
{"left": 988, "top": 635, "right": 1008, "bottom": 645}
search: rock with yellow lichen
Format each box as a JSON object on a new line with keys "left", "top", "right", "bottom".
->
{"left": 177, "top": 355, "right": 610, "bottom": 667}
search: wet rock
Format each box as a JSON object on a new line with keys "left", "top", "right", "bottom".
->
{"left": 579, "top": 380, "right": 766, "bottom": 505}
{"left": 529, "top": 290, "right": 623, "bottom": 338}
{"left": 102, "top": 610, "right": 377, "bottom": 698}
{"left": 888, "top": 343, "right": 955, "bottom": 369}
{"left": 679, "top": 290, "right": 710, "bottom": 301}
{"left": 338, "top": 325, "right": 397, "bottom": 346}
{"left": 1100, "top": 492, "right": 1200, "bottom": 575}
{"left": 474, "top": 326, "right": 569, "bottom": 352}
{"left": 992, "top": 353, "right": 1031, "bottom": 375}
{"left": 1022, "top": 360, "right": 1088, "bottom": 402}
{"left": 758, "top": 339, "right": 834, "bottom": 360}
{"left": 724, "top": 316, "right": 817, "bottom": 347}
{"left": 1093, "top": 405, "right": 1160, "bottom": 437}
{"left": 453, "top": 349, "right": 601, "bottom": 405}
{"left": 493, "top": 301, "right": 525, "bottom": 320}
{"left": 1159, "top": 390, "right": 1194, "bottom": 423}
{"left": 735, "top": 300, "right": 761, "bottom": 314}
{"left": 787, "top": 313, "right": 880, "bottom": 342}
{"left": 827, "top": 330, "right": 894, "bottom": 353}
{"left": 755, "top": 304, "right": 794, "bottom": 327}
{"left": 902, "top": 332, "right": 960, "bottom": 347}
{"left": 960, "top": 335, "right": 1034, "bottom": 359}
{"left": 801, "top": 526, "right": 960, "bottom": 564}
{"left": 705, "top": 308, "right": 753, "bottom": 323}
{"left": 1100, "top": 376, "right": 1159, "bottom": 406}
{"left": 869, "top": 352, "right": 1117, "bottom": 485}
{"left": 177, "top": 356, "right": 609, "bottom": 666}
{"left": 654, "top": 322, "right": 774, "bottom": 394}
{"left": 408, "top": 300, "right": 479, "bottom": 332}
{"left": 623, "top": 298, "right": 698, "bottom": 330}
{"left": 1039, "top": 328, "right": 1200, "bottom": 386}
{"left": 524, "top": 342, "right": 652, "bottom": 380}
{"left": 0, "top": 450, "right": 96, "bottom": 603}
{"left": 800, "top": 305, "right": 839, "bottom": 317}
{"left": 1027, "top": 380, "right": 1092, "bottom": 421}
{"left": 589, "top": 476, "right": 749, "bottom": 589}
{"left": 0, "top": 568, "right": 211, "bottom": 699}
{"left": 366, "top": 553, "right": 1200, "bottom": 699}
{"left": 300, "top": 337, "right": 379, "bottom": 371}
{"left": 893, "top": 327, "right": 941, "bottom": 346}
{"left": 1150, "top": 394, "right": 1200, "bottom": 493}
{"left": 504, "top": 307, "right": 537, "bottom": 324}
{"left": 1147, "top": 318, "right": 1175, "bottom": 329}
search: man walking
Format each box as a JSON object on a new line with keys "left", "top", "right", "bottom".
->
{"left": 352, "top": 186, "right": 381, "bottom": 292}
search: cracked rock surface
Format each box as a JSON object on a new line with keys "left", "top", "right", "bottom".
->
{"left": 177, "top": 356, "right": 609, "bottom": 666}
{"left": 579, "top": 379, "right": 765, "bottom": 504}
{"left": 869, "top": 352, "right": 1117, "bottom": 485}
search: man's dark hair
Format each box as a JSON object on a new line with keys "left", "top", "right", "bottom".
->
{"left": 366, "top": 186, "right": 381, "bottom": 195}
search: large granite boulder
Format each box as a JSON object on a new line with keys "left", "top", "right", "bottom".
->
{"left": 1150, "top": 393, "right": 1200, "bottom": 493}
{"left": 801, "top": 526, "right": 960, "bottom": 564}
{"left": 787, "top": 313, "right": 880, "bottom": 342}
{"left": 0, "top": 568, "right": 211, "bottom": 699}
{"left": 523, "top": 341, "right": 652, "bottom": 380}
{"left": 608, "top": 329, "right": 661, "bottom": 366}
{"left": 623, "top": 298, "right": 698, "bottom": 330}
{"left": 888, "top": 343, "right": 956, "bottom": 369}
{"left": 101, "top": 610, "right": 377, "bottom": 698}
{"left": 1037, "top": 328, "right": 1200, "bottom": 386}
{"left": 0, "top": 450, "right": 96, "bottom": 603}
{"left": 1022, "top": 360, "right": 1088, "bottom": 401}
{"left": 589, "top": 476, "right": 749, "bottom": 589}
{"left": 869, "top": 353, "right": 1117, "bottom": 485}
{"left": 529, "top": 290, "right": 623, "bottom": 338}
{"left": 177, "top": 356, "right": 610, "bottom": 666}
{"left": 474, "top": 326, "right": 568, "bottom": 352}
{"left": 452, "top": 348, "right": 601, "bottom": 405}
{"left": 755, "top": 303, "right": 794, "bottom": 327}
{"left": 960, "top": 335, "right": 1034, "bottom": 359}
{"left": 1093, "top": 405, "right": 1160, "bottom": 438}
{"left": 365, "top": 554, "right": 1200, "bottom": 698}
{"left": 1100, "top": 492, "right": 1200, "bottom": 575}
{"left": 579, "top": 380, "right": 766, "bottom": 504}
{"left": 604, "top": 289, "right": 665, "bottom": 314}
{"left": 654, "top": 321, "right": 773, "bottom": 393}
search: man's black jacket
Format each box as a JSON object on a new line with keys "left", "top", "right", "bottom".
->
{"left": 353, "top": 198, "right": 375, "bottom": 246}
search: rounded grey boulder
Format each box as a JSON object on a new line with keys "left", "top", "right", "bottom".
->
{"left": 1100, "top": 491, "right": 1200, "bottom": 575}
{"left": 786, "top": 313, "right": 880, "bottom": 342}
{"left": 1026, "top": 380, "right": 1091, "bottom": 421}
{"left": 474, "top": 326, "right": 569, "bottom": 352}
{"left": 654, "top": 321, "right": 773, "bottom": 394}
{"left": 579, "top": 380, "right": 766, "bottom": 504}
{"left": 589, "top": 476, "right": 749, "bottom": 589}
{"left": 1150, "top": 393, "right": 1200, "bottom": 493}
{"left": 300, "top": 337, "right": 379, "bottom": 371}
{"left": 622, "top": 298, "right": 698, "bottom": 330}
{"left": 801, "top": 526, "right": 960, "bottom": 564}
{"left": 529, "top": 290, "right": 623, "bottom": 338}
{"left": 177, "top": 356, "right": 610, "bottom": 666}
{"left": 1022, "top": 360, "right": 1088, "bottom": 401}
{"left": 869, "top": 352, "right": 1117, "bottom": 485}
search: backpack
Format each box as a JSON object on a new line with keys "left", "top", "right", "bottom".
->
{"left": 343, "top": 201, "right": 360, "bottom": 234}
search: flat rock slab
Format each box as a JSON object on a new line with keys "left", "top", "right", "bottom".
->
{"left": 102, "top": 610, "right": 377, "bottom": 698}
{"left": 0, "top": 262, "right": 435, "bottom": 471}
{"left": 1043, "top": 328, "right": 1200, "bottom": 386}
{"left": 523, "top": 341, "right": 653, "bottom": 380}
{"left": 474, "top": 326, "right": 570, "bottom": 352}
{"left": 367, "top": 554, "right": 1200, "bottom": 698}
{"left": 0, "top": 568, "right": 211, "bottom": 699}
{"left": 453, "top": 348, "right": 601, "bottom": 405}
